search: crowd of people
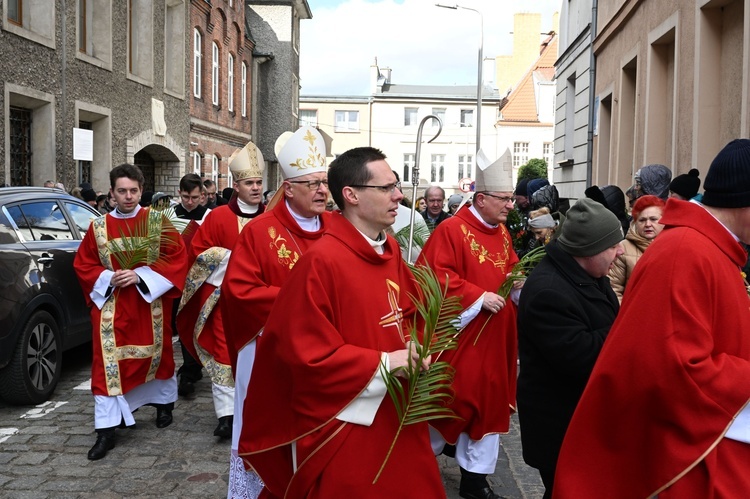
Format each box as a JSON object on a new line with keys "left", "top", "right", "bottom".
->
{"left": 66, "top": 133, "right": 750, "bottom": 499}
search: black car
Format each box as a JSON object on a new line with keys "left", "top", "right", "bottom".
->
{"left": 0, "top": 187, "right": 100, "bottom": 405}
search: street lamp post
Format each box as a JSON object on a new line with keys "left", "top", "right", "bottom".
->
{"left": 436, "top": 3, "right": 483, "bottom": 154}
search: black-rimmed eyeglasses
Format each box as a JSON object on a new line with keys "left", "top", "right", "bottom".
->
{"left": 288, "top": 179, "right": 329, "bottom": 190}
{"left": 481, "top": 193, "right": 515, "bottom": 204}
{"left": 349, "top": 182, "right": 401, "bottom": 194}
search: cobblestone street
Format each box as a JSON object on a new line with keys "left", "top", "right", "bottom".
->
{"left": 0, "top": 340, "right": 543, "bottom": 498}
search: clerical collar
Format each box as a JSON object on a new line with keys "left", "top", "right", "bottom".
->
{"left": 286, "top": 200, "right": 319, "bottom": 232}
{"left": 237, "top": 198, "right": 260, "bottom": 215}
{"left": 469, "top": 204, "right": 498, "bottom": 229}
{"left": 111, "top": 204, "right": 142, "bottom": 219}
{"left": 357, "top": 229, "right": 387, "bottom": 255}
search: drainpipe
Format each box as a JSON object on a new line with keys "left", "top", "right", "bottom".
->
{"left": 586, "top": 0, "right": 598, "bottom": 188}
{"left": 61, "top": 2, "right": 67, "bottom": 185}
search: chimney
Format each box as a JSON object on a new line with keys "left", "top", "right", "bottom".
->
{"left": 370, "top": 57, "right": 381, "bottom": 94}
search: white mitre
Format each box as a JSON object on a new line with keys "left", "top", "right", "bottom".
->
{"left": 229, "top": 140, "right": 264, "bottom": 181}
{"left": 274, "top": 126, "right": 327, "bottom": 180}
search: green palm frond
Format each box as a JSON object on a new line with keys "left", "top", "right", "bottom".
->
{"left": 108, "top": 210, "right": 180, "bottom": 269}
{"left": 151, "top": 204, "right": 190, "bottom": 234}
{"left": 394, "top": 220, "right": 430, "bottom": 255}
{"left": 373, "top": 264, "right": 464, "bottom": 483}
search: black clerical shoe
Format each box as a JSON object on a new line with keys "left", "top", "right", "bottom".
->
{"left": 213, "top": 415, "right": 233, "bottom": 438}
{"left": 155, "top": 403, "right": 174, "bottom": 428}
{"left": 87, "top": 429, "right": 116, "bottom": 460}
{"left": 178, "top": 377, "right": 195, "bottom": 397}
{"left": 458, "top": 486, "right": 505, "bottom": 499}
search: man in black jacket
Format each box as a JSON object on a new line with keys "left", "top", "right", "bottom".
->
{"left": 516, "top": 198, "right": 624, "bottom": 498}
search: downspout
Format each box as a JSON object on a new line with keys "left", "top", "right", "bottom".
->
{"left": 61, "top": 1, "right": 67, "bottom": 185}
{"left": 586, "top": 0, "right": 598, "bottom": 188}
{"left": 368, "top": 96, "right": 373, "bottom": 147}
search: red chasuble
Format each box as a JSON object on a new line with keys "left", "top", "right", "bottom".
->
{"left": 176, "top": 204, "right": 257, "bottom": 374}
{"left": 74, "top": 209, "right": 188, "bottom": 396}
{"left": 417, "top": 206, "right": 519, "bottom": 443}
{"left": 220, "top": 200, "right": 330, "bottom": 370}
{"left": 554, "top": 200, "right": 750, "bottom": 498}
{"left": 239, "top": 213, "right": 444, "bottom": 499}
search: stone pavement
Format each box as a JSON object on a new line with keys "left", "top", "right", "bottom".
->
{"left": 0, "top": 342, "right": 543, "bottom": 498}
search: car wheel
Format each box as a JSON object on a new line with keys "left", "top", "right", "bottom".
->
{"left": 0, "top": 310, "right": 62, "bottom": 405}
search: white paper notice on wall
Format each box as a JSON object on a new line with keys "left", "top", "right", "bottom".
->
{"left": 73, "top": 128, "right": 93, "bottom": 161}
{"left": 152, "top": 98, "right": 167, "bottom": 137}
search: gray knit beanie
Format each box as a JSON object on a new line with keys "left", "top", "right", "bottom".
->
{"left": 557, "top": 198, "right": 624, "bottom": 257}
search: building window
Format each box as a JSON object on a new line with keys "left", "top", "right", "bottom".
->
{"left": 513, "top": 142, "right": 529, "bottom": 168}
{"left": 193, "top": 151, "right": 202, "bottom": 175}
{"left": 299, "top": 109, "right": 318, "bottom": 128}
{"left": 77, "top": 0, "right": 112, "bottom": 68}
{"left": 193, "top": 29, "right": 202, "bottom": 98}
{"left": 403, "top": 153, "right": 415, "bottom": 183}
{"left": 543, "top": 143, "right": 554, "bottom": 171}
{"left": 9, "top": 107, "right": 32, "bottom": 187}
{"left": 77, "top": 120, "right": 93, "bottom": 186}
{"left": 164, "top": 0, "right": 185, "bottom": 96}
{"left": 458, "top": 154, "right": 473, "bottom": 180}
{"left": 460, "top": 109, "right": 474, "bottom": 127}
{"left": 334, "top": 111, "right": 359, "bottom": 132}
{"left": 128, "top": 0, "right": 154, "bottom": 84}
{"left": 241, "top": 62, "right": 247, "bottom": 117}
{"left": 431, "top": 154, "right": 445, "bottom": 183}
{"left": 228, "top": 53, "right": 234, "bottom": 112}
{"left": 432, "top": 108, "right": 446, "bottom": 127}
{"left": 404, "top": 107, "right": 418, "bottom": 126}
{"left": 212, "top": 42, "right": 220, "bottom": 105}
{"left": 212, "top": 155, "right": 219, "bottom": 182}
{"left": 6, "top": 0, "right": 56, "bottom": 49}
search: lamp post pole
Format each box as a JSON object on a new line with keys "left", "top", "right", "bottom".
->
{"left": 436, "top": 3, "right": 483, "bottom": 154}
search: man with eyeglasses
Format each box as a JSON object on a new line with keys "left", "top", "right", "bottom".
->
{"left": 221, "top": 127, "right": 332, "bottom": 498}
{"left": 418, "top": 158, "right": 520, "bottom": 499}
{"left": 237, "top": 146, "right": 444, "bottom": 497}
{"left": 176, "top": 142, "right": 266, "bottom": 441}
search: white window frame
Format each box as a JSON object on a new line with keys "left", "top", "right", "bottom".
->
{"left": 543, "top": 142, "right": 554, "bottom": 170}
{"left": 432, "top": 108, "right": 446, "bottom": 127}
{"left": 241, "top": 62, "right": 247, "bottom": 117}
{"left": 403, "top": 153, "right": 415, "bottom": 183}
{"left": 458, "top": 154, "right": 473, "bottom": 180}
{"left": 404, "top": 107, "right": 418, "bottom": 126}
{"left": 334, "top": 110, "right": 359, "bottom": 132}
{"left": 299, "top": 109, "right": 318, "bottom": 128}
{"left": 431, "top": 154, "right": 445, "bottom": 183}
{"left": 460, "top": 109, "right": 474, "bottom": 127}
{"left": 193, "top": 29, "right": 202, "bottom": 98}
{"left": 513, "top": 142, "right": 529, "bottom": 168}
{"left": 212, "top": 155, "right": 219, "bottom": 182}
{"left": 212, "top": 42, "right": 219, "bottom": 105}
{"left": 193, "top": 151, "right": 202, "bottom": 175}
{"left": 227, "top": 53, "right": 234, "bottom": 112}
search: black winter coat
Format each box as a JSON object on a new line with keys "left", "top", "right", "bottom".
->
{"left": 516, "top": 241, "right": 619, "bottom": 473}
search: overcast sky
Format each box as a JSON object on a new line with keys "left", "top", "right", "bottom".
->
{"left": 300, "top": 0, "right": 562, "bottom": 96}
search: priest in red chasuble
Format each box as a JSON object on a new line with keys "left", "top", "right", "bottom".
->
{"left": 418, "top": 153, "right": 519, "bottom": 499}
{"left": 238, "top": 147, "right": 445, "bottom": 498}
{"left": 74, "top": 164, "right": 188, "bottom": 461}
{"left": 222, "top": 126, "right": 330, "bottom": 498}
{"left": 554, "top": 139, "right": 750, "bottom": 498}
{"left": 176, "top": 140, "right": 265, "bottom": 440}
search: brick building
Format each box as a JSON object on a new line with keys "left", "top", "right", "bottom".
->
{"left": 189, "top": 0, "right": 254, "bottom": 191}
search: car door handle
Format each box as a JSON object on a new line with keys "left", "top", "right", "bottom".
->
{"left": 38, "top": 256, "right": 55, "bottom": 264}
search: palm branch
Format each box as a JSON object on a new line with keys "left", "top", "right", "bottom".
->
{"left": 108, "top": 210, "right": 181, "bottom": 269}
{"left": 373, "top": 264, "right": 464, "bottom": 483}
{"left": 473, "top": 245, "right": 546, "bottom": 345}
{"left": 394, "top": 220, "right": 430, "bottom": 255}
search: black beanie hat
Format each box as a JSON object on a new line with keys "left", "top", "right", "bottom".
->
{"left": 669, "top": 168, "right": 701, "bottom": 199}
{"left": 558, "top": 198, "right": 624, "bottom": 257}
{"left": 81, "top": 188, "right": 97, "bottom": 202}
{"left": 515, "top": 178, "right": 530, "bottom": 196}
{"left": 702, "top": 139, "right": 750, "bottom": 208}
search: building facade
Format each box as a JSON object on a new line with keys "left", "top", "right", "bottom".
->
{"left": 1, "top": 0, "right": 190, "bottom": 193}
{"left": 247, "top": 0, "right": 312, "bottom": 188}
{"left": 190, "top": 0, "right": 253, "bottom": 191}
{"left": 592, "top": 0, "right": 750, "bottom": 190}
